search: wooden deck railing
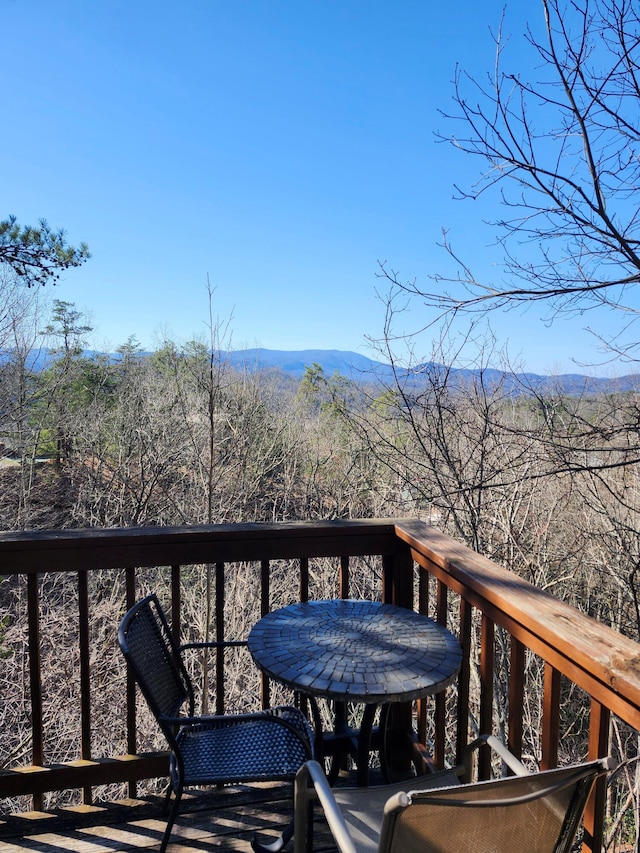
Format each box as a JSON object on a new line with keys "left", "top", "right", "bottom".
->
{"left": 2, "top": 518, "right": 640, "bottom": 852}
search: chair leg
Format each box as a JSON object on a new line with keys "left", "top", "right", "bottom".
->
{"left": 307, "top": 804, "right": 313, "bottom": 853}
{"left": 160, "top": 781, "right": 173, "bottom": 815}
{"left": 251, "top": 817, "right": 294, "bottom": 853}
{"left": 160, "top": 786, "right": 182, "bottom": 853}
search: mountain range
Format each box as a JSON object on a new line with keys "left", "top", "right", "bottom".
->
{"left": 6, "top": 347, "right": 640, "bottom": 396}
{"left": 224, "top": 348, "right": 640, "bottom": 395}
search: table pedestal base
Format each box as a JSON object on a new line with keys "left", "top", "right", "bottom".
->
{"left": 308, "top": 698, "right": 391, "bottom": 787}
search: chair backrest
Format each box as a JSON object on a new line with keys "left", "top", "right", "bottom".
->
{"left": 379, "top": 758, "right": 612, "bottom": 853}
{"left": 118, "top": 593, "right": 194, "bottom": 742}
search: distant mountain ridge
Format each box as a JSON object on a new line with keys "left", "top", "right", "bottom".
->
{"left": 223, "top": 348, "right": 388, "bottom": 378}
{"left": 4, "top": 347, "right": 640, "bottom": 395}
{"left": 224, "top": 348, "right": 640, "bottom": 395}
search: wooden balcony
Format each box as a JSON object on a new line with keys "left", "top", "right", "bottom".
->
{"left": 1, "top": 519, "right": 639, "bottom": 852}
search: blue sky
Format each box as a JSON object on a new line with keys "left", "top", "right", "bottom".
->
{"left": 1, "top": 0, "right": 626, "bottom": 375}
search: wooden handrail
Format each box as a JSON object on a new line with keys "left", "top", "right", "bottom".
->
{"left": 394, "top": 519, "right": 640, "bottom": 730}
{"left": 0, "top": 519, "right": 401, "bottom": 572}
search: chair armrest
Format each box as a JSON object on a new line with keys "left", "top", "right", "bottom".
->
{"left": 294, "top": 761, "right": 358, "bottom": 853}
{"left": 463, "top": 734, "right": 529, "bottom": 782}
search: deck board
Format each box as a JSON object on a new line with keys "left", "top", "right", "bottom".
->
{"left": 0, "top": 783, "right": 337, "bottom": 853}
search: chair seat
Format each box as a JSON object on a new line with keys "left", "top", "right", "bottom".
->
{"left": 176, "top": 707, "right": 313, "bottom": 786}
{"left": 329, "top": 770, "right": 461, "bottom": 853}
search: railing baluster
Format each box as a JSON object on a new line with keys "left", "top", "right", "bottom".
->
{"left": 418, "top": 561, "right": 429, "bottom": 614}
{"left": 456, "top": 598, "right": 472, "bottom": 767}
{"left": 416, "top": 698, "right": 428, "bottom": 751}
{"left": 27, "top": 573, "right": 43, "bottom": 811}
{"left": 260, "top": 559, "right": 270, "bottom": 709}
{"left": 299, "top": 556, "right": 309, "bottom": 603}
{"left": 433, "top": 580, "right": 449, "bottom": 766}
{"left": 479, "top": 614, "right": 495, "bottom": 780}
{"left": 508, "top": 637, "right": 525, "bottom": 762}
{"left": 298, "top": 557, "right": 309, "bottom": 717}
{"left": 77, "top": 570, "right": 92, "bottom": 804}
{"left": 215, "top": 561, "right": 225, "bottom": 716}
{"left": 339, "top": 555, "right": 349, "bottom": 599}
{"left": 541, "top": 662, "right": 561, "bottom": 770}
{"left": 124, "top": 566, "right": 137, "bottom": 798}
{"left": 382, "top": 553, "right": 393, "bottom": 603}
{"left": 416, "top": 566, "right": 430, "bottom": 746}
{"left": 170, "top": 564, "right": 181, "bottom": 640}
{"left": 436, "top": 579, "right": 448, "bottom": 622}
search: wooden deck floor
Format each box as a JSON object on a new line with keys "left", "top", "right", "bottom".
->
{"left": 0, "top": 783, "right": 335, "bottom": 853}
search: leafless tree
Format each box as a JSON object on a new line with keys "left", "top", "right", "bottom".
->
{"left": 379, "top": 0, "right": 640, "bottom": 362}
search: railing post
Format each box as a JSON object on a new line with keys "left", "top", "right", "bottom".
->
{"left": 383, "top": 544, "right": 414, "bottom": 776}
{"left": 382, "top": 544, "right": 413, "bottom": 608}
{"left": 298, "top": 557, "right": 310, "bottom": 719}
{"left": 582, "top": 699, "right": 611, "bottom": 853}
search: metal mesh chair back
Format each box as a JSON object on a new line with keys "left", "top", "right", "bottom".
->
{"left": 380, "top": 761, "right": 607, "bottom": 853}
{"left": 118, "top": 593, "right": 192, "bottom": 732}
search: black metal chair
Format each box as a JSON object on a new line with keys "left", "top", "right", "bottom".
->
{"left": 118, "top": 593, "right": 314, "bottom": 853}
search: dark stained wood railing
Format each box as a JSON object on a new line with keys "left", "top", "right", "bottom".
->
{"left": 395, "top": 520, "right": 640, "bottom": 852}
{"left": 0, "top": 521, "right": 404, "bottom": 807}
{"left": 1, "top": 518, "right": 639, "bottom": 853}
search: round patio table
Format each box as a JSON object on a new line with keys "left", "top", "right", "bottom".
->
{"left": 247, "top": 598, "right": 462, "bottom": 785}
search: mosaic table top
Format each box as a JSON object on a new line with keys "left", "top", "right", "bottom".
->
{"left": 247, "top": 599, "right": 462, "bottom": 704}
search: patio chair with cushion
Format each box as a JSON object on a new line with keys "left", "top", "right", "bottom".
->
{"left": 294, "top": 735, "right": 613, "bottom": 853}
{"left": 118, "top": 593, "right": 314, "bottom": 853}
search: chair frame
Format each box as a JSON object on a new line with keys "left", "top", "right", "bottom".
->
{"left": 119, "top": 593, "right": 313, "bottom": 853}
{"left": 294, "top": 736, "right": 613, "bottom": 853}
